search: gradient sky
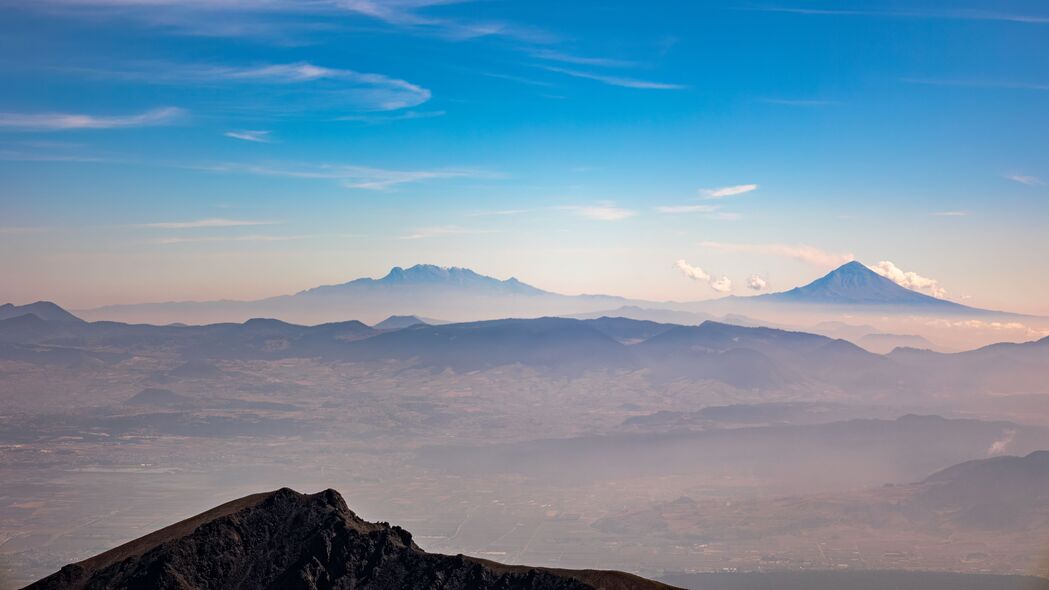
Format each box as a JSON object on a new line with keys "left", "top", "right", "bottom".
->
{"left": 1, "top": 0, "right": 1047, "bottom": 314}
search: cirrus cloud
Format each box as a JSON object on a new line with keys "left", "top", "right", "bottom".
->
{"left": 701, "top": 184, "right": 758, "bottom": 199}
{"left": 561, "top": 203, "right": 637, "bottom": 221}
{"left": 0, "top": 107, "right": 184, "bottom": 131}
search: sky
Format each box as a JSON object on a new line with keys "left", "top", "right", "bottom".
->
{"left": 0, "top": 0, "right": 1047, "bottom": 314}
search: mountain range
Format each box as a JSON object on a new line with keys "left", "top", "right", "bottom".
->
{"left": 2, "top": 307, "right": 1047, "bottom": 398}
{"left": 63, "top": 262, "right": 1032, "bottom": 326}
{"left": 26, "top": 487, "right": 675, "bottom": 590}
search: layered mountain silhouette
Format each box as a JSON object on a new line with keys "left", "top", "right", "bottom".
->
{"left": 26, "top": 487, "right": 675, "bottom": 590}
{"left": 70, "top": 262, "right": 1029, "bottom": 325}
{"left": 373, "top": 314, "right": 430, "bottom": 330}
{"left": 77, "top": 264, "right": 633, "bottom": 325}
{"left": 0, "top": 301, "right": 83, "bottom": 322}
{"left": 3, "top": 308, "right": 1047, "bottom": 395}
{"left": 302, "top": 265, "right": 546, "bottom": 297}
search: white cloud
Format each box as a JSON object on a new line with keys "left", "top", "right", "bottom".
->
{"left": 933, "top": 210, "right": 970, "bottom": 217}
{"left": 699, "top": 241, "right": 855, "bottom": 268}
{"left": 21, "top": 0, "right": 554, "bottom": 44}
{"left": 709, "top": 276, "right": 733, "bottom": 293}
{"left": 154, "top": 234, "right": 302, "bottom": 244}
{"left": 467, "top": 208, "right": 533, "bottom": 217}
{"left": 561, "top": 204, "right": 637, "bottom": 221}
{"left": 84, "top": 62, "right": 431, "bottom": 112}
{"left": 201, "top": 162, "right": 493, "bottom": 190}
{"left": 540, "top": 66, "right": 685, "bottom": 90}
{"left": 868, "top": 260, "right": 948, "bottom": 299}
{"left": 336, "top": 110, "right": 446, "bottom": 123}
{"left": 1004, "top": 174, "right": 1044, "bottom": 186}
{"left": 676, "top": 259, "right": 711, "bottom": 281}
{"left": 134, "top": 218, "right": 279, "bottom": 229}
{"left": 224, "top": 130, "right": 273, "bottom": 143}
{"left": 701, "top": 184, "right": 758, "bottom": 199}
{"left": 746, "top": 275, "right": 768, "bottom": 290}
{"left": 0, "top": 107, "right": 183, "bottom": 130}
{"left": 676, "top": 259, "right": 732, "bottom": 293}
{"left": 530, "top": 49, "right": 636, "bottom": 68}
{"left": 399, "top": 226, "right": 496, "bottom": 240}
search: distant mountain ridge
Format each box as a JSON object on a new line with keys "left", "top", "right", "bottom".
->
{"left": 301, "top": 264, "right": 549, "bottom": 296}
{"left": 3, "top": 312, "right": 1048, "bottom": 395}
{"left": 78, "top": 264, "right": 634, "bottom": 325}
{"left": 62, "top": 261, "right": 1039, "bottom": 325}
{"left": 0, "top": 301, "right": 82, "bottom": 322}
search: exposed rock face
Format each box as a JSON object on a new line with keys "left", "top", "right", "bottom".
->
{"left": 25, "top": 488, "right": 676, "bottom": 590}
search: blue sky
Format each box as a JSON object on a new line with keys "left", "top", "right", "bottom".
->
{"left": 0, "top": 0, "right": 1047, "bottom": 313}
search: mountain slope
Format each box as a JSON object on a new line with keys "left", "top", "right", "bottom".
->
{"left": 341, "top": 317, "right": 637, "bottom": 373}
{"left": 753, "top": 261, "right": 972, "bottom": 309}
{"left": 301, "top": 264, "right": 548, "bottom": 296}
{"left": 26, "top": 487, "right": 676, "bottom": 590}
{"left": 0, "top": 301, "right": 82, "bottom": 322}
{"left": 79, "top": 265, "right": 634, "bottom": 325}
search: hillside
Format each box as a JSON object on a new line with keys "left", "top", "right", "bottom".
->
{"left": 26, "top": 487, "right": 676, "bottom": 590}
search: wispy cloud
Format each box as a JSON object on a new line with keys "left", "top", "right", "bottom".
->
{"left": 200, "top": 162, "right": 495, "bottom": 190}
{"left": 72, "top": 61, "right": 431, "bottom": 112}
{"left": 752, "top": 6, "right": 1049, "bottom": 25}
{"left": 869, "top": 260, "right": 947, "bottom": 299}
{"left": 1004, "top": 173, "right": 1044, "bottom": 186}
{"left": 701, "top": 184, "right": 758, "bottom": 199}
{"left": 0, "top": 107, "right": 184, "bottom": 131}
{"left": 20, "top": 0, "right": 556, "bottom": 43}
{"left": 153, "top": 234, "right": 304, "bottom": 244}
{"left": 933, "top": 210, "right": 970, "bottom": 217}
{"left": 560, "top": 203, "right": 637, "bottom": 221}
{"left": 477, "top": 71, "right": 554, "bottom": 87}
{"left": 336, "top": 0, "right": 555, "bottom": 43}
{"left": 224, "top": 130, "right": 273, "bottom": 143}
{"left": 540, "top": 66, "right": 685, "bottom": 90}
{"left": 399, "top": 225, "right": 497, "bottom": 240}
{"left": 467, "top": 208, "right": 533, "bottom": 217}
{"left": 133, "top": 218, "right": 280, "bottom": 229}
{"left": 336, "top": 110, "right": 446, "bottom": 123}
{"left": 700, "top": 241, "right": 855, "bottom": 268}
{"left": 656, "top": 204, "right": 721, "bottom": 214}
{"left": 675, "top": 259, "right": 732, "bottom": 293}
{"left": 530, "top": 49, "right": 637, "bottom": 68}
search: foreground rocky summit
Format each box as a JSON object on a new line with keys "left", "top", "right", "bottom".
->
{"left": 25, "top": 488, "right": 676, "bottom": 590}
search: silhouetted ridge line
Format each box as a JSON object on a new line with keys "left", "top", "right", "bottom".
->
{"left": 25, "top": 487, "right": 678, "bottom": 590}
